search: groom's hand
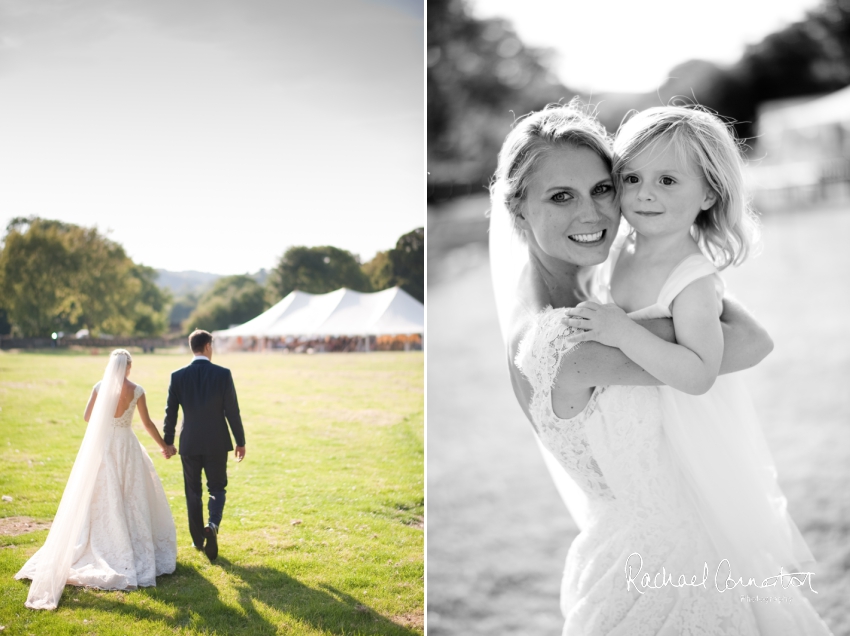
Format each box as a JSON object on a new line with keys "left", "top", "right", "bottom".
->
{"left": 235, "top": 446, "right": 246, "bottom": 462}
{"left": 164, "top": 444, "right": 177, "bottom": 459}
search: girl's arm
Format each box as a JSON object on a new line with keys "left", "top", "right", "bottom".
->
{"left": 555, "top": 297, "right": 770, "bottom": 391}
{"left": 136, "top": 393, "right": 170, "bottom": 455}
{"left": 563, "top": 277, "right": 723, "bottom": 394}
{"left": 83, "top": 388, "right": 98, "bottom": 423}
{"left": 513, "top": 295, "right": 772, "bottom": 420}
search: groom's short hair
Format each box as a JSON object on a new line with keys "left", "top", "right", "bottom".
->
{"left": 189, "top": 329, "right": 213, "bottom": 353}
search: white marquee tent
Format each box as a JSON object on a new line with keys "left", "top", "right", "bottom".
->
{"left": 747, "top": 85, "right": 850, "bottom": 208}
{"left": 213, "top": 287, "right": 424, "bottom": 343}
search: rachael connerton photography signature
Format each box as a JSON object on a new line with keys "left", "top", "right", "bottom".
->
{"left": 624, "top": 552, "right": 817, "bottom": 594}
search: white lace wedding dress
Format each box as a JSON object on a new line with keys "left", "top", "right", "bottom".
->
{"left": 16, "top": 383, "right": 177, "bottom": 594}
{"left": 515, "top": 253, "right": 834, "bottom": 635}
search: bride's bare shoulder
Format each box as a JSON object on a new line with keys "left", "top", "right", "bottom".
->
{"left": 122, "top": 378, "right": 140, "bottom": 395}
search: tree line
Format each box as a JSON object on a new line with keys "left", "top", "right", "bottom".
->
{"left": 0, "top": 217, "right": 423, "bottom": 337}
{"left": 0, "top": 218, "right": 169, "bottom": 338}
{"left": 427, "top": 0, "right": 850, "bottom": 198}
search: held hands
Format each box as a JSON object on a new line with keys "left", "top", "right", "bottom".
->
{"left": 563, "top": 301, "right": 635, "bottom": 348}
{"left": 160, "top": 444, "right": 177, "bottom": 460}
{"left": 235, "top": 446, "right": 246, "bottom": 463}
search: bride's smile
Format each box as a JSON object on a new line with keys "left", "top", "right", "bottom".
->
{"left": 568, "top": 229, "right": 606, "bottom": 244}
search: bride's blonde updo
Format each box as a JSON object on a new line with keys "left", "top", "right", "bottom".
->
{"left": 111, "top": 349, "right": 133, "bottom": 366}
{"left": 489, "top": 99, "right": 613, "bottom": 234}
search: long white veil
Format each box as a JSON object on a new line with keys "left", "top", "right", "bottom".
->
{"left": 16, "top": 351, "right": 127, "bottom": 610}
{"left": 488, "top": 195, "right": 591, "bottom": 530}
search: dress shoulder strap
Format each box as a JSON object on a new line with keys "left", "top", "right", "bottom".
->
{"left": 657, "top": 253, "right": 725, "bottom": 313}
{"left": 133, "top": 384, "right": 145, "bottom": 399}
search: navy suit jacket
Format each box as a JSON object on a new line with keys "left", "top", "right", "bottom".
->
{"left": 163, "top": 359, "right": 245, "bottom": 456}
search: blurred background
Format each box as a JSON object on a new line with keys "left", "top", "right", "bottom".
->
{"left": 427, "top": 0, "right": 850, "bottom": 634}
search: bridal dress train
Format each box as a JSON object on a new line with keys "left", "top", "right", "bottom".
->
{"left": 515, "top": 251, "right": 834, "bottom": 635}
{"left": 16, "top": 381, "right": 176, "bottom": 608}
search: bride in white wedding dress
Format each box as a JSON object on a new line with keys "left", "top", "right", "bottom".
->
{"left": 489, "top": 102, "right": 833, "bottom": 634}
{"left": 16, "top": 349, "right": 176, "bottom": 610}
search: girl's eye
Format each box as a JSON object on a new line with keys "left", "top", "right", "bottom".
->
{"left": 660, "top": 176, "right": 676, "bottom": 185}
{"left": 623, "top": 175, "right": 639, "bottom": 185}
{"left": 552, "top": 191, "right": 572, "bottom": 203}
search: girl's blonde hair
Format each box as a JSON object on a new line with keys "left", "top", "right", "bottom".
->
{"left": 613, "top": 106, "right": 760, "bottom": 269}
{"left": 490, "top": 99, "right": 613, "bottom": 233}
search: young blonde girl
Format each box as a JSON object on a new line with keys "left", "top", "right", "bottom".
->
{"left": 563, "top": 106, "right": 833, "bottom": 633}
{"left": 563, "top": 106, "right": 759, "bottom": 393}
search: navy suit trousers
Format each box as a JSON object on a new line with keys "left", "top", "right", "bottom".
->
{"left": 181, "top": 453, "right": 228, "bottom": 546}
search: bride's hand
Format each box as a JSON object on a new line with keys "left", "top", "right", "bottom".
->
{"left": 563, "top": 301, "right": 635, "bottom": 348}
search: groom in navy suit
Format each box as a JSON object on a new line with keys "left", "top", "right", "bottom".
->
{"left": 163, "top": 329, "right": 246, "bottom": 561}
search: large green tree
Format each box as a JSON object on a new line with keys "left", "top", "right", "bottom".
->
{"left": 362, "top": 228, "right": 424, "bottom": 302}
{"left": 0, "top": 217, "right": 170, "bottom": 337}
{"left": 121, "top": 264, "right": 171, "bottom": 336}
{"left": 266, "top": 246, "right": 372, "bottom": 303}
{"left": 362, "top": 250, "right": 394, "bottom": 292}
{"left": 391, "top": 228, "right": 424, "bottom": 303}
{"left": 183, "top": 275, "right": 266, "bottom": 333}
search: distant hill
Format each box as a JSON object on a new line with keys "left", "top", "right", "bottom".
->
{"left": 155, "top": 270, "right": 222, "bottom": 296}
{"left": 156, "top": 269, "right": 270, "bottom": 297}
{"left": 253, "top": 268, "right": 268, "bottom": 286}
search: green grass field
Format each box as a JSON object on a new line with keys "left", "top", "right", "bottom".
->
{"left": 0, "top": 351, "right": 423, "bottom": 635}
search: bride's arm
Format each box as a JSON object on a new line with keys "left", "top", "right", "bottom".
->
{"left": 83, "top": 388, "right": 97, "bottom": 422}
{"left": 136, "top": 393, "right": 169, "bottom": 452}
{"left": 557, "top": 296, "right": 773, "bottom": 389}
{"left": 716, "top": 296, "right": 774, "bottom": 373}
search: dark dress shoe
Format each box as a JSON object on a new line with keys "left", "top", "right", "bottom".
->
{"left": 203, "top": 523, "right": 218, "bottom": 561}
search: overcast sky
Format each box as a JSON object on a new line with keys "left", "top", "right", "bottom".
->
{"left": 0, "top": 0, "right": 423, "bottom": 275}
{"left": 470, "top": 0, "right": 823, "bottom": 93}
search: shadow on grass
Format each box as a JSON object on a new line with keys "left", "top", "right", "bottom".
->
{"left": 73, "top": 558, "right": 420, "bottom": 635}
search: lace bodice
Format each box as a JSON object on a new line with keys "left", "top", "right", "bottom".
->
{"left": 515, "top": 308, "right": 684, "bottom": 519}
{"left": 516, "top": 308, "right": 615, "bottom": 503}
{"left": 94, "top": 382, "right": 144, "bottom": 428}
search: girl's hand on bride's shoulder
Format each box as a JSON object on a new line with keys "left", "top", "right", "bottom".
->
{"left": 562, "top": 301, "right": 635, "bottom": 348}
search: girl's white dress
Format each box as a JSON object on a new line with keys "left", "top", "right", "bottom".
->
{"left": 516, "top": 248, "right": 833, "bottom": 635}
{"left": 16, "top": 383, "right": 177, "bottom": 592}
